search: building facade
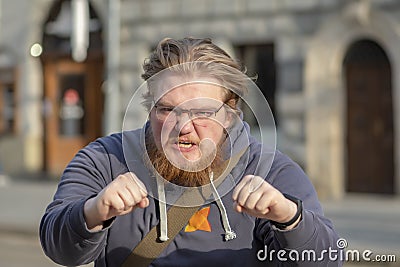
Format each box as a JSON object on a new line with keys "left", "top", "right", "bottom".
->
{"left": 0, "top": 0, "right": 399, "bottom": 199}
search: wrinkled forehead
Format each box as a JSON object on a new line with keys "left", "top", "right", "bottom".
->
{"left": 149, "top": 71, "right": 225, "bottom": 102}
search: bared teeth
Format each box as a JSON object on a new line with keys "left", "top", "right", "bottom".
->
{"left": 178, "top": 141, "right": 193, "bottom": 148}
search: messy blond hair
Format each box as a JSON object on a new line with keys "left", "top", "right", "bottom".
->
{"left": 141, "top": 37, "right": 248, "bottom": 110}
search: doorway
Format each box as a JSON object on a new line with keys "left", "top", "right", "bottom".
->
{"left": 41, "top": 0, "right": 104, "bottom": 174}
{"left": 344, "top": 39, "right": 394, "bottom": 194}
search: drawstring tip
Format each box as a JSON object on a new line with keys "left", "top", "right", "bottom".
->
{"left": 159, "top": 235, "right": 169, "bottom": 242}
{"left": 224, "top": 231, "right": 237, "bottom": 241}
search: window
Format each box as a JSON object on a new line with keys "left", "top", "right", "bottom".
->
{"left": 58, "top": 73, "right": 85, "bottom": 136}
{"left": 0, "top": 68, "right": 16, "bottom": 135}
{"left": 235, "top": 44, "right": 277, "bottom": 126}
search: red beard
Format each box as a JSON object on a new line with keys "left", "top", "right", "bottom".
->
{"left": 144, "top": 128, "right": 225, "bottom": 187}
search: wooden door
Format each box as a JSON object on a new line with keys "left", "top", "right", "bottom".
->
{"left": 43, "top": 58, "right": 103, "bottom": 174}
{"left": 345, "top": 40, "right": 394, "bottom": 194}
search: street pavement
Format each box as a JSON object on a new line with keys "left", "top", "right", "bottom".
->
{"left": 0, "top": 231, "right": 86, "bottom": 267}
{"left": 0, "top": 175, "right": 93, "bottom": 267}
{"left": 0, "top": 175, "right": 399, "bottom": 266}
{"left": 322, "top": 194, "right": 400, "bottom": 266}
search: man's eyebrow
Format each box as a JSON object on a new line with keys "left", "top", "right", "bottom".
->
{"left": 156, "top": 100, "right": 222, "bottom": 109}
{"left": 155, "top": 100, "right": 174, "bottom": 106}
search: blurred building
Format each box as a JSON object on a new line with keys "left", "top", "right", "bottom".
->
{"left": 0, "top": 0, "right": 399, "bottom": 199}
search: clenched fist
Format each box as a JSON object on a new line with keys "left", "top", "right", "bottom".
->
{"left": 232, "top": 175, "right": 300, "bottom": 230}
{"left": 84, "top": 172, "right": 149, "bottom": 231}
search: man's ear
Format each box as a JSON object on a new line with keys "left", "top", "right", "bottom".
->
{"left": 223, "top": 113, "right": 232, "bottom": 128}
{"left": 223, "top": 99, "right": 237, "bottom": 128}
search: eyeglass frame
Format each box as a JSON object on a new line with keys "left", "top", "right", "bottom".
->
{"left": 152, "top": 101, "right": 227, "bottom": 123}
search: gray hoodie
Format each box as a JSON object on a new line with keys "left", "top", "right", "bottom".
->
{"left": 40, "top": 123, "right": 342, "bottom": 267}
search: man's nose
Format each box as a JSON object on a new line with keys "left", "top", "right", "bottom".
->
{"left": 174, "top": 112, "right": 194, "bottom": 133}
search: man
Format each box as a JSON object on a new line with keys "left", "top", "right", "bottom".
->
{"left": 40, "top": 37, "right": 342, "bottom": 266}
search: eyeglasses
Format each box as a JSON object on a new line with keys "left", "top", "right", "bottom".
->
{"left": 153, "top": 102, "right": 225, "bottom": 124}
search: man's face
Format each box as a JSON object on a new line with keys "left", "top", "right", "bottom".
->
{"left": 149, "top": 80, "right": 231, "bottom": 172}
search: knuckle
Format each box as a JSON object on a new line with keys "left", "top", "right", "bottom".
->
{"left": 125, "top": 198, "right": 136, "bottom": 207}
{"left": 132, "top": 194, "right": 143, "bottom": 205}
{"left": 255, "top": 203, "right": 265, "bottom": 212}
{"left": 242, "top": 175, "right": 253, "bottom": 185}
{"left": 113, "top": 202, "right": 125, "bottom": 212}
{"left": 102, "top": 186, "right": 115, "bottom": 197}
{"left": 238, "top": 198, "right": 246, "bottom": 206}
{"left": 116, "top": 173, "right": 126, "bottom": 181}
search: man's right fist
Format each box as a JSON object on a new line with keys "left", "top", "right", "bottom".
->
{"left": 84, "top": 172, "right": 149, "bottom": 231}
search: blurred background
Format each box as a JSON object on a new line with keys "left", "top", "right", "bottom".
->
{"left": 0, "top": 0, "right": 399, "bottom": 266}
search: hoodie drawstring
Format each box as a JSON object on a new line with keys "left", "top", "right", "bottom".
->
{"left": 210, "top": 172, "right": 237, "bottom": 241}
{"left": 156, "top": 172, "right": 237, "bottom": 242}
{"left": 156, "top": 176, "right": 169, "bottom": 242}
